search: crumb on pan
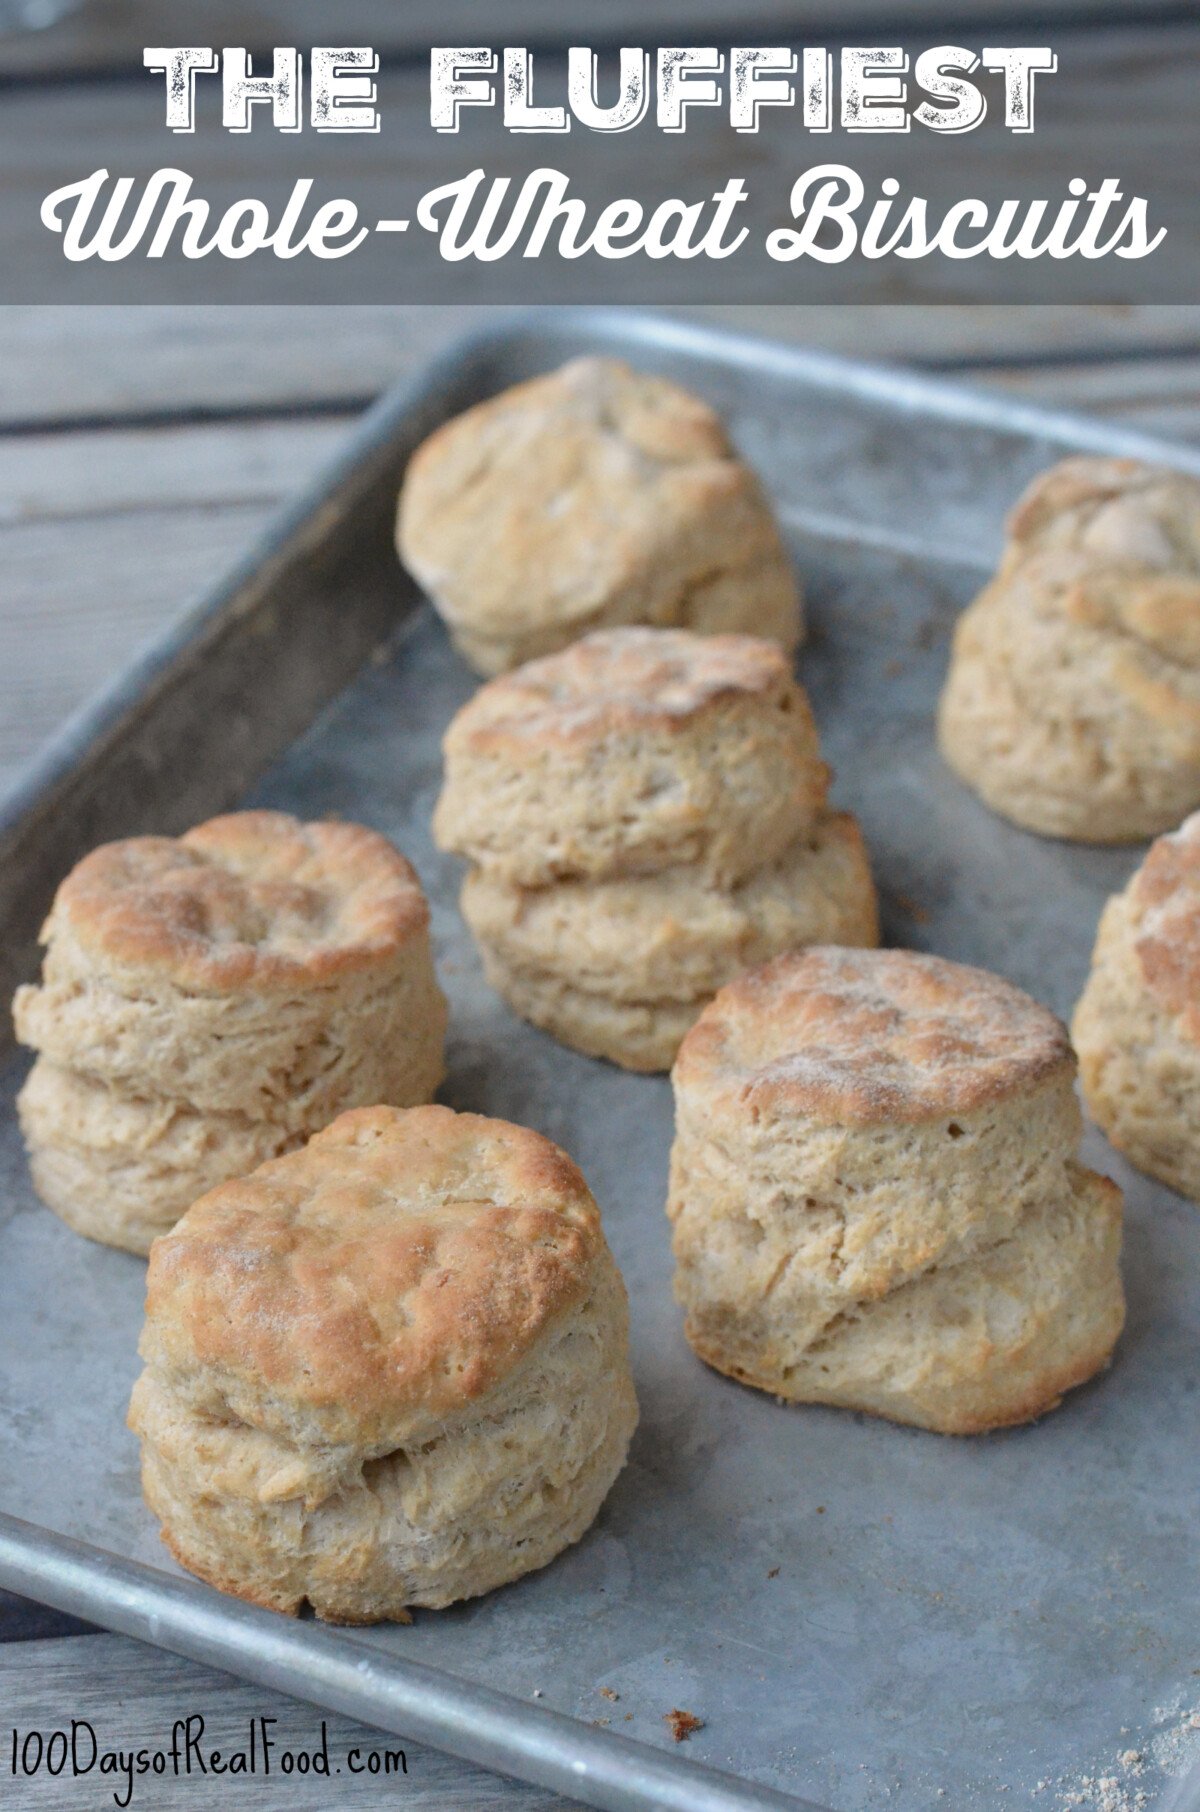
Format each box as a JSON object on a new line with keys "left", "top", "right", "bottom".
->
{"left": 665, "top": 1708, "right": 705, "bottom": 1743}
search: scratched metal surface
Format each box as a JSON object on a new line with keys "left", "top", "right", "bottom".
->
{"left": 1, "top": 313, "right": 1198, "bottom": 1811}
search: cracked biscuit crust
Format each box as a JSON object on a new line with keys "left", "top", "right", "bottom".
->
{"left": 140, "top": 1104, "right": 607, "bottom": 1451}
{"left": 13, "top": 811, "right": 447, "bottom": 1128}
{"left": 673, "top": 946, "right": 1073, "bottom": 1125}
{"left": 668, "top": 947, "right": 1124, "bottom": 1432}
{"left": 129, "top": 1104, "right": 639, "bottom": 1621}
{"left": 435, "top": 627, "right": 828, "bottom": 888}
{"left": 23, "top": 810, "right": 430, "bottom": 994}
{"left": 1126, "top": 810, "right": 1200, "bottom": 1031}
{"left": 1005, "top": 457, "right": 1200, "bottom": 593}
{"left": 397, "top": 356, "right": 802, "bottom": 674}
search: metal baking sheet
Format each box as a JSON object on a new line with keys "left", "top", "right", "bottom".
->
{"left": 2, "top": 310, "right": 1200, "bottom": 1812}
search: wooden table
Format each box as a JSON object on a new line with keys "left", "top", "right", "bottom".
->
{"left": 4, "top": 15, "right": 1200, "bottom": 1807}
{"left": 6, "top": 300, "right": 1200, "bottom": 809}
{"left": 7, "top": 296, "right": 1200, "bottom": 1812}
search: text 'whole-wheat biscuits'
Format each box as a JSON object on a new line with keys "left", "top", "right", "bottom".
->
{"left": 128, "top": 1104, "right": 639, "bottom": 1622}
{"left": 397, "top": 356, "right": 802, "bottom": 675}
{"left": 667, "top": 947, "right": 1125, "bottom": 1434}
{"left": 14, "top": 811, "right": 447, "bottom": 1254}
{"left": 435, "top": 628, "right": 878, "bottom": 1071}
{"left": 1073, "top": 811, "right": 1200, "bottom": 1201}
{"left": 939, "top": 457, "right": 1200, "bottom": 842}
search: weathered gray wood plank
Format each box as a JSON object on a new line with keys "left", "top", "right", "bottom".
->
{"left": 0, "top": 500, "right": 274, "bottom": 792}
{"left": 0, "top": 415, "right": 354, "bottom": 524}
{"left": 0, "top": 1633, "right": 584, "bottom": 1808}
{"left": 0, "top": 0, "right": 1177, "bottom": 79}
{"left": 0, "top": 418, "right": 356, "bottom": 796}
{"left": 6, "top": 335, "right": 1200, "bottom": 806}
{"left": 0, "top": 307, "right": 506, "bottom": 428}
{"left": 3, "top": 305, "right": 1200, "bottom": 429}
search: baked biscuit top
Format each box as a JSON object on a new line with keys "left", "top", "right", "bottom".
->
{"left": 1002, "top": 458, "right": 1200, "bottom": 668}
{"left": 674, "top": 947, "right": 1073, "bottom": 1126}
{"left": 1130, "top": 812, "right": 1200, "bottom": 1036}
{"left": 398, "top": 356, "right": 775, "bottom": 637}
{"left": 442, "top": 626, "right": 812, "bottom": 753}
{"left": 41, "top": 811, "right": 429, "bottom": 993}
{"left": 1008, "top": 456, "right": 1200, "bottom": 568}
{"left": 140, "top": 1104, "right": 605, "bottom": 1450}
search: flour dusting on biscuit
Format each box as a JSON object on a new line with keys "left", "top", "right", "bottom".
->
{"left": 128, "top": 1104, "right": 638, "bottom": 1622}
{"left": 668, "top": 947, "right": 1125, "bottom": 1434}
{"left": 14, "top": 811, "right": 446, "bottom": 1254}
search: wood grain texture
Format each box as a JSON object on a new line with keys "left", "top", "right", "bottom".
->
{"left": 0, "top": 1634, "right": 584, "bottom": 1808}
{"left": 3, "top": 307, "right": 1200, "bottom": 806}
{"left": 0, "top": 501, "right": 274, "bottom": 791}
{"left": 0, "top": 307, "right": 508, "bottom": 428}
{"left": 0, "top": 415, "right": 354, "bottom": 522}
{"left": 4, "top": 305, "right": 1200, "bottom": 428}
{"left": 0, "top": 0, "right": 1175, "bottom": 79}
{"left": 0, "top": 417, "right": 352, "bottom": 796}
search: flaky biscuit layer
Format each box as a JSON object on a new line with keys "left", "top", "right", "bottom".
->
{"left": 668, "top": 948, "right": 1124, "bottom": 1432}
{"left": 436, "top": 627, "right": 828, "bottom": 889}
{"left": 465, "top": 816, "right": 878, "bottom": 1072}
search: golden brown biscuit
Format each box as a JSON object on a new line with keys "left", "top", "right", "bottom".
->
{"left": 437, "top": 626, "right": 875, "bottom": 1068}
{"left": 1073, "top": 811, "right": 1200, "bottom": 1200}
{"left": 435, "top": 627, "right": 828, "bottom": 889}
{"left": 14, "top": 811, "right": 447, "bottom": 1253}
{"left": 668, "top": 948, "right": 1125, "bottom": 1433}
{"left": 1005, "top": 456, "right": 1200, "bottom": 584}
{"left": 128, "top": 1105, "right": 638, "bottom": 1621}
{"left": 19, "top": 808, "right": 428, "bottom": 993}
{"left": 938, "top": 457, "right": 1200, "bottom": 842}
{"left": 397, "top": 356, "right": 802, "bottom": 674}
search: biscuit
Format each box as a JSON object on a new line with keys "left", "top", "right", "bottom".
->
{"left": 435, "top": 627, "right": 829, "bottom": 889}
{"left": 1073, "top": 812, "right": 1200, "bottom": 1200}
{"left": 667, "top": 948, "right": 1125, "bottom": 1433}
{"left": 938, "top": 455, "right": 1200, "bottom": 842}
{"left": 397, "top": 356, "right": 802, "bottom": 674}
{"left": 1004, "top": 456, "right": 1200, "bottom": 577}
{"left": 17, "top": 1063, "right": 304, "bottom": 1255}
{"left": 463, "top": 814, "right": 878, "bottom": 1072}
{"left": 128, "top": 1104, "right": 639, "bottom": 1622}
{"left": 436, "top": 625, "right": 877, "bottom": 1070}
{"left": 14, "top": 811, "right": 447, "bottom": 1254}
